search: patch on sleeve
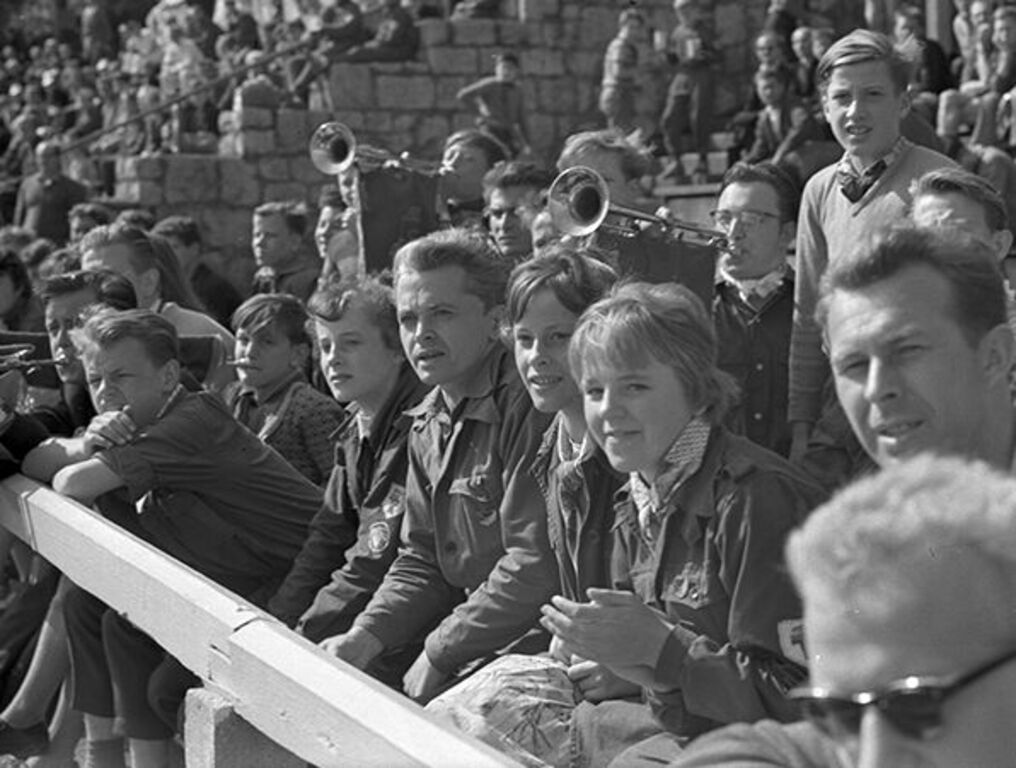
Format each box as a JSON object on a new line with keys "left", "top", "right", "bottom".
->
{"left": 778, "top": 619, "right": 808, "bottom": 666}
{"left": 382, "top": 484, "right": 406, "bottom": 519}
{"left": 367, "top": 521, "right": 392, "bottom": 555}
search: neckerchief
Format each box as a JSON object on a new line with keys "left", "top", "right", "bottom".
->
{"left": 835, "top": 137, "right": 906, "bottom": 203}
{"left": 629, "top": 416, "right": 711, "bottom": 543}
{"left": 556, "top": 421, "right": 586, "bottom": 465}
{"left": 720, "top": 264, "right": 788, "bottom": 304}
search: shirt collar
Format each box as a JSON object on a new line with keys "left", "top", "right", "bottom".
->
{"left": 244, "top": 368, "right": 304, "bottom": 406}
{"left": 841, "top": 136, "right": 908, "bottom": 176}
{"left": 405, "top": 344, "right": 505, "bottom": 426}
{"left": 153, "top": 384, "right": 187, "bottom": 421}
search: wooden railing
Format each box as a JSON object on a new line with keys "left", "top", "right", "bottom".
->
{"left": 0, "top": 474, "right": 519, "bottom": 768}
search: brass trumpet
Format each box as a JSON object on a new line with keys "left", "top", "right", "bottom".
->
{"left": 309, "top": 121, "right": 440, "bottom": 177}
{"left": 0, "top": 344, "right": 57, "bottom": 372}
{"left": 547, "top": 166, "right": 729, "bottom": 249}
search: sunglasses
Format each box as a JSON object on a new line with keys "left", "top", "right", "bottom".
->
{"left": 790, "top": 646, "right": 1016, "bottom": 741}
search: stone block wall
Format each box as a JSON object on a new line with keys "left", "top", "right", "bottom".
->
{"left": 113, "top": 107, "right": 340, "bottom": 285}
{"left": 110, "top": 0, "right": 825, "bottom": 280}
{"left": 322, "top": 0, "right": 777, "bottom": 165}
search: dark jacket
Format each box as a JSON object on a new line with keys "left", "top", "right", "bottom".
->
{"left": 530, "top": 414, "right": 624, "bottom": 602}
{"left": 267, "top": 362, "right": 430, "bottom": 636}
{"left": 714, "top": 275, "right": 794, "bottom": 457}
{"left": 353, "top": 344, "right": 556, "bottom": 674}
{"left": 611, "top": 428, "right": 825, "bottom": 737}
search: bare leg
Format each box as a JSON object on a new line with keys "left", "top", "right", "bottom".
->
{"left": 1, "top": 576, "right": 72, "bottom": 728}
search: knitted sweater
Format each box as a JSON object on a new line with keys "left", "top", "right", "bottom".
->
{"left": 789, "top": 141, "right": 955, "bottom": 424}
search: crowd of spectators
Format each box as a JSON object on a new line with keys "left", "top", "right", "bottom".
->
{"left": 0, "top": 3, "right": 1015, "bottom": 768}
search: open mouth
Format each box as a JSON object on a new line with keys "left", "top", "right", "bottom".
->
{"left": 415, "top": 349, "right": 443, "bottom": 363}
{"left": 528, "top": 374, "right": 563, "bottom": 390}
{"left": 873, "top": 419, "right": 924, "bottom": 452}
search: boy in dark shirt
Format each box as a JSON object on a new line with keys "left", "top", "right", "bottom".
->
{"left": 26, "top": 310, "right": 322, "bottom": 768}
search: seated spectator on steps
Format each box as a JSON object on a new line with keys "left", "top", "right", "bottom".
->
{"left": 227, "top": 293, "right": 344, "bottom": 487}
{"left": 25, "top": 309, "right": 321, "bottom": 768}
{"left": 437, "top": 130, "right": 509, "bottom": 229}
{"left": 268, "top": 276, "right": 431, "bottom": 688}
{"left": 14, "top": 141, "right": 88, "bottom": 247}
{"left": 68, "top": 202, "right": 113, "bottom": 247}
{"left": 741, "top": 65, "right": 829, "bottom": 182}
{"left": 481, "top": 160, "right": 554, "bottom": 266}
{"left": 113, "top": 209, "right": 155, "bottom": 232}
{"left": 0, "top": 270, "right": 137, "bottom": 763}
{"left": 674, "top": 455, "right": 1016, "bottom": 768}
{"left": 150, "top": 215, "right": 242, "bottom": 329}
{"left": 0, "top": 249, "right": 45, "bottom": 332}
{"left": 535, "top": 281, "right": 824, "bottom": 767}
{"left": 335, "top": 0, "right": 418, "bottom": 64}
{"left": 250, "top": 201, "right": 321, "bottom": 303}
{"left": 321, "top": 229, "right": 557, "bottom": 703}
{"left": 456, "top": 52, "right": 531, "bottom": 158}
{"left": 79, "top": 224, "right": 236, "bottom": 393}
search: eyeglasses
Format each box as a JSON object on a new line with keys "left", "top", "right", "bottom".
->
{"left": 790, "top": 646, "right": 1016, "bottom": 741}
{"left": 708, "top": 209, "right": 780, "bottom": 230}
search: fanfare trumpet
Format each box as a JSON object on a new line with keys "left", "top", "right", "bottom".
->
{"left": 547, "top": 166, "right": 729, "bottom": 250}
{"left": 0, "top": 344, "right": 57, "bottom": 373}
{"left": 309, "top": 121, "right": 440, "bottom": 177}
{"left": 309, "top": 121, "right": 442, "bottom": 275}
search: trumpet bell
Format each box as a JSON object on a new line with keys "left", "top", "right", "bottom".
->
{"left": 310, "top": 122, "right": 356, "bottom": 175}
{"left": 547, "top": 165, "right": 610, "bottom": 237}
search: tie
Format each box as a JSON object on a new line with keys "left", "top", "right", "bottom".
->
{"left": 837, "top": 159, "right": 887, "bottom": 203}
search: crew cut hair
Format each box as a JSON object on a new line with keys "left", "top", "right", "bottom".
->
{"left": 393, "top": 229, "right": 508, "bottom": 311}
{"left": 78, "top": 308, "right": 179, "bottom": 368}
{"left": 816, "top": 224, "right": 1007, "bottom": 347}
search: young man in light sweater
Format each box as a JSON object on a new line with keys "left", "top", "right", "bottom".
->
{"left": 788, "top": 29, "right": 955, "bottom": 463}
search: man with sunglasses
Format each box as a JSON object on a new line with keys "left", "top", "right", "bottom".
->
{"left": 670, "top": 225, "right": 1016, "bottom": 766}
{"left": 785, "top": 454, "right": 1016, "bottom": 768}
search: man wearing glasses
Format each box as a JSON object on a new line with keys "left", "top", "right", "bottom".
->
{"left": 710, "top": 162, "right": 798, "bottom": 457}
{"left": 671, "top": 225, "right": 1016, "bottom": 766}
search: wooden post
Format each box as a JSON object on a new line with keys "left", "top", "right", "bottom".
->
{"left": 184, "top": 689, "right": 304, "bottom": 768}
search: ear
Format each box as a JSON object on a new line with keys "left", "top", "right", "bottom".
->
{"left": 992, "top": 229, "right": 1014, "bottom": 263}
{"left": 160, "top": 358, "right": 181, "bottom": 394}
{"left": 138, "top": 267, "right": 160, "bottom": 302}
{"left": 778, "top": 219, "right": 796, "bottom": 252}
{"left": 486, "top": 303, "right": 505, "bottom": 341}
{"left": 290, "top": 341, "right": 310, "bottom": 370}
{"left": 898, "top": 85, "right": 912, "bottom": 118}
{"left": 978, "top": 323, "right": 1014, "bottom": 386}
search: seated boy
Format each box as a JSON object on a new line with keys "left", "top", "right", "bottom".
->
{"left": 228, "top": 293, "right": 345, "bottom": 486}
{"left": 267, "top": 276, "right": 431, "bottom": 686}
{"left": 23, "top": 310, "right": 323, "bottom": 768}
{"left": 322, "top": 229, "right": 557, "bottom": 702}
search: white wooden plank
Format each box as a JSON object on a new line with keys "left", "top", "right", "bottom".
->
{"left": 9, "top": 483, "right": 258, "bottom": 676}
{"left": 215, "top": 622, "right": 518, "bottom": 768}
{"left": 0, "top": 477, "right": 524, "bottom": 768}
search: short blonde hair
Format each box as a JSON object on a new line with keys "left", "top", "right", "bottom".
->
{"left": 568, "top": 281, "right": 737, "bottom": 424}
